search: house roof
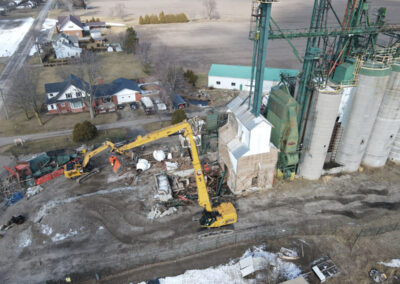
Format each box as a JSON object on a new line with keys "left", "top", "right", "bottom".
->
{"left": 93, "top": 78, "right": 140, "bottom": 98}
{"left": 208, "top": 64, "right": 299, "bottom": 82}
{"left": 55, "top": 33, "right": 79, "bottom": 45}
{"left": 45, "top": 74, "right": 89, "bottom": 104}
{"left": 85, "top": 22, "right": 106, "bottom": 27}
{"left": 58, "top": 15, "right": 83, "bottom": 30}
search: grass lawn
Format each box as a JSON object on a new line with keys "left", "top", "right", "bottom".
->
{"left": 34, "top": 53, "right": 146, "bottom": 94}
{"left": 0, "top": 111, "right": 119, "bottom": 136}
{"left": 143, "top": 120, "right": 171, "bottom": 133}
{"left": 195, "top": 73, "right": 208, "bottom": 89}
{"left": 0, "top": 128, "right": 128, "bottom": 156}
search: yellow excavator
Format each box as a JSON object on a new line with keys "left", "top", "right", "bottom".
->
{"left": 64, "top": 141, "right": 118, "bottom": 183}
{"left": 64, "top": 120, "right": 237, "bottom": 228}
{"left": 112, "top": 120, "right": 237, "bottom": 228}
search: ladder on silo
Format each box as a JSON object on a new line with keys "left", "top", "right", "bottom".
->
{"left": 329, "top": 122, "right": 344, "bottom": 161}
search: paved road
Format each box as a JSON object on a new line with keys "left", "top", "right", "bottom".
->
{"left": 0, "top": 108, "right": 220, "bottom": 147}
{"left": 0, "top": 0, "right": 54, "bottom": 114}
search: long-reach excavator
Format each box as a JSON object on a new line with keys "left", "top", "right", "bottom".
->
{"left": 64, "top": 120, "right": 238, "bottom": 228}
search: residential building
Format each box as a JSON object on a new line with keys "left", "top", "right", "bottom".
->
{"left": 45, "top": 75, "right": 142, "bottom": 114}
{"left": 208, "top": 64, "right": 299, "bottom": 93}
{"left": 52, "top": 34, "right": 82, "bottom": 59}
{"left": 45, "top": 74, "right": 89, "bottom": 114}
{"left": 57, "top": 15, "right": 84, "bottom": 38}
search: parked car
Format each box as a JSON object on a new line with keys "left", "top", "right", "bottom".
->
{"left": 130, "top": 102, "right": 138, "bottom": 110}
{"left": 117, "top": 104, "right": 125, "bottom": 110}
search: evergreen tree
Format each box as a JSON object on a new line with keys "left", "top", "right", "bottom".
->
{"left": 124, "top": 27, "right": 138, "bottom": 53}
{"left": 139, "top": 16, "right": 144, "bottom": 25}
{"left": 144, "top": 14, "right": 150, "bottom": 24}
{"left": 159, "top": 11, "right": 166, "bottom": 23}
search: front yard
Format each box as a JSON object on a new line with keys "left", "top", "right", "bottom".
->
{"left": 0, "top": 111, "right": 119, "bottom": 136}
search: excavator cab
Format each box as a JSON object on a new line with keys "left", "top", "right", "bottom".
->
{"left": 199, "top": 202, "right": 237, "bottom": 228}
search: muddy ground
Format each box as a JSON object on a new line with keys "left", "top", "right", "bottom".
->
{"left": 0, "top": 134, "right": 400, "bottom": 283}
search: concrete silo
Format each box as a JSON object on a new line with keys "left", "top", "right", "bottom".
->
{"left": 363, "top": 60, "right": 400, "bottom": 167}
{"left": 389, "top": 129, "right": 400, "bottom": 164}
{"left": 335, "top": 62, "right": 391, "bottom": 172}
{"left": 298, "top": 86, "right": 342, "bottom": 180}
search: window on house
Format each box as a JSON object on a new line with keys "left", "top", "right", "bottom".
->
{"left": 60, "top": 102, "right": 65, "bottom": 107}
{"left": 216, "top": 81, "right": 221, "bottom": 85}
{"left": 70, "top": 101, "right": 83, "bottom": 109}
{"left": 50, "top": 104, "right": 54, "bottom": 109}
{"left": 49, "top": 93, "right": 53, "bottom": 97}
{"left": 76, "top": 92, "right": 82, "bottom": 97}
{"left": 66, "top": 93, "right": 72, "bottom": 99}
{"left": 231, "top": 82, "right": 236, "bottom": 86}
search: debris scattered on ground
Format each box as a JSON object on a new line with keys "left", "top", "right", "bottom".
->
{"left": 26, "top": 185, "right": 44, "bottom": 199}
{"left": 51, "top": 229, "right": 78, "bottom": 242}
{"left": 278, "top": 247, "right": 299, "bottom": 260}
{"left": 147, "top": 206, "right": 177, "bottom": 220}
{"left": 165, "top": 161, "right": 178, "bottom": 171}
{"left": 5, "top": 191, "right": 24, "bottom": 206}
{"left": 136, "top": 159, "right": 150, "bottom": 172}
{"left": 1, "top": 215, "right": 26, "bottom": 232}
{"left": 153, "top": 150, "right": 166, "bottom": 162}
{"left": 312, "top": 258, "right": 339, "bottom": 282}
{"left": 369, "top": 269, "right": 387, "bottom": 283}
{"left": 144, "top": 244, "right": 301, "bottom": 284}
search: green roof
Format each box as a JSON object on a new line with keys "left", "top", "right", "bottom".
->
{"left": 208, "top": 64, "right": 299, "bottom": 82}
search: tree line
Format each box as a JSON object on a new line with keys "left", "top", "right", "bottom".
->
{"left": 139, "top": 12, "right": 189, "bottom": 25}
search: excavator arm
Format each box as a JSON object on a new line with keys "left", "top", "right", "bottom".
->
{"left": 82, "top": 141, "right": 117, "bottom": 168}
{"left": 114, "top": 120, "right": 237, "bottom": 228}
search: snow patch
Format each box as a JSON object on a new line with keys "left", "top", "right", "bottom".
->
{"left": 98, "top": 226, "right": 104, "bottom": 230}
{"left": 51, "top": 229, "right": 78, "bottom": 242}
{"left": 157, "top": 244, "right": 301, "bottom": 283}
{"left": 0, "top": 17, "right": 34, "bottom": 57}
{"left": 41, "top": 18, "right": 57, "bottom": 31}
{"left": 18, "top": 229, "right": 32, "bottom": 248}
{"left": 378, "top": 259, "right": 400, "bottom": 268}
{"left": 41, "top": 224, "right": 53, "bottom": 236}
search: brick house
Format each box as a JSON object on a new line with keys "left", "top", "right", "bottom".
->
{"left": 93, "top": 78, "right": 142, "bottom": 113}
{"left": 45, "top": 75, "right": 142, "bottom": 114}
{"left": 45, "top": 74, "right": 89, "bottom": 114}
{"left": 57, "top": 15, "right": 84, "bottom": 38}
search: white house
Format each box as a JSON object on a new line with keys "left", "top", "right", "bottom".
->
{"left": 208, "top": 64, "right": 299, "bottom": 93}
{"left": 52, "top": 34, "right": 82, "bottom": 59}
{"left": 57, "top": 15, "right": 84, "bottom": 38}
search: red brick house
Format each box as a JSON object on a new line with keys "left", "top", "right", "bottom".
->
{"left": 46, "top": 75, "right": 142, "bottom": 114}
{"left": 57, "top": 15, "right": 84, "bottom": 38}
{"left": 45, "top": 74, "right": 90, "bottom": 114}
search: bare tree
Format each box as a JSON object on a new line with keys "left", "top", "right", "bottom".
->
{"left": 113, "top": 3, "right": 127, "bottom": 18}
{"left": 203, "top": 0, "right": 219, "bottom": 20}
{"left": 136, "top": 41, "right": 152, "bottom": 74}
{"left": 9, "top": 66, "right": 42, "bottom": 125}
{"left": 154, "top": 48, "right": 186, "bottom": 104}
{"left": 60, "top": 0, "right": 73, "bottom": 12}
{"left": 79, "top": 51, "right": 102, "bottom": 120}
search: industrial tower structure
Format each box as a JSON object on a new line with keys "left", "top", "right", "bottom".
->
{"left": 248, "top": 0, "right": 400, "bottom": 179}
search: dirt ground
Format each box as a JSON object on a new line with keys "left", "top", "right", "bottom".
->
{"left": 73, "top": 0, "right": 400, "bottom": 73}
{"left": 0, "top": 132, "right": 400, "bottom": 283}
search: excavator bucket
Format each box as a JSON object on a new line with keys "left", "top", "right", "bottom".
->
{"left": 109, "top": 155, "right": 122, "bottom": 173}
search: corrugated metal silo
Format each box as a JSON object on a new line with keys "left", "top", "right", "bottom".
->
{"left": 298, "top": 86, "right": 342, "bottom": 180}
{"left": 335, "top": 62, "right": 391, "bottom": 172}
{"left": 363, "top": 60, "right": 400, "bottom": 167}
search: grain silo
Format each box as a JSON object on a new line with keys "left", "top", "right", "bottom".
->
{"left": 335, "top": 62, "right": 391, "bottom": 172}
{"left": 298, "top": 86, "right": 342, "bottom": 180}
{"left": 363, "top": 60, "right": 400, "bottom": 167}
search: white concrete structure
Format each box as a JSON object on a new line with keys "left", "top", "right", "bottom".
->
{"left": 335, "top": 63, "right": 391, "bottom": 172}
{"left": 208, "top": 64, "right": 298, "bottom": 93}
{"left": 219, "top": 95, "right": 278, "bottom": 194}
{"left": 114, "top": 89, "right": 139, "bottom": 104}
{"left": 298, "top": 86, "right": 343, "bottom": 180}
{"left": 364, "top": 61, "right": 400, "bottom": 167}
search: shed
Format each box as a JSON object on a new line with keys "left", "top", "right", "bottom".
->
{"left": 173, "top": 94, "right": 186, "bottom": 109}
